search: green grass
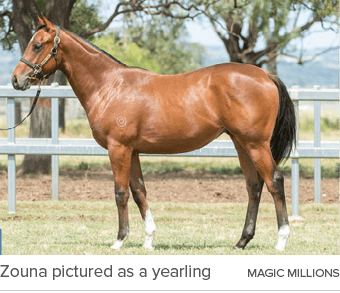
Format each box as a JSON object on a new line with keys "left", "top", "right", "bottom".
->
{"left": 0, "top": 155, "right": 338, "bottom": 178}
{"left": 298, "top": 110, "right": 338, "bottom": 141}
{"left": 54, "top": 157, "right": 340, "bottom": 179}
{"left": 0, "top": 201, "right": 338, "bottom": 255}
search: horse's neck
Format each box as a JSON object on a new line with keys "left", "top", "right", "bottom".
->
{"left": 59, "top": 30, "right": 126, "bottom": 111}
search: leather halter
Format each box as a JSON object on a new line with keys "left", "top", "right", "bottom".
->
{"left": 20, "top": 26, "right": 61, "bottom": 81}
{"left": 0, "top": 26, "right": 61, "bottom": 131}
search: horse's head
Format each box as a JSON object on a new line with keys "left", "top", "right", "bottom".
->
{"left": 12, "top": 16, "right": 61, "bottom": 90}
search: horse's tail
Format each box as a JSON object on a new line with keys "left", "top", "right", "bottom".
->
{"left": 268, "top": 74, "right": 296, "bottom": 165}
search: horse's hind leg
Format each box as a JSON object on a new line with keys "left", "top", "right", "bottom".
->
{"left": 130, "top": 153, "right": 156, "bottom": 249}
{"left": 243, "top": 141, "right": 290, "bottom": 251}
{"left": 232, "top": 138, "right": 264, "bottom": 249}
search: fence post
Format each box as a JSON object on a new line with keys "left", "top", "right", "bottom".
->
{"left": 51, "top": 82, "right": 59, "bottom": 201}
{"left": 291, "top": 86, "right": 300, "bottom": 218}
{"left": 313, "top": 85, "right": 321, "bottom": 203}
{"left": 7, "top": 97, "right": 16, "bottom": 213}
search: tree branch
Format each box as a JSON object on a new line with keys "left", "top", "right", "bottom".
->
{"left": 80, "top": 0, "right": 219, "bottom": 39}
{"left": 281, "top": 46, "right": 339, "bottom": 65}
{"left": 0, "top": 10, "right": 11, "bottom": 18}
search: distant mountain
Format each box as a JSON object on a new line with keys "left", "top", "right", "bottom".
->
{"left": 0, "top": 46, "right": 338, "bottom": 88}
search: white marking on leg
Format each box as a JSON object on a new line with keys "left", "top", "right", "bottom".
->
{"left": 110, "top": 229, "right": 129, "bottom": 250}
{"left": 138, "top": 178, "right": 145, "bottom": 186}
{"left": 275, "top": 224, "right": 290, "bottom": 251}
{"left": 111, "top": 240, "right": 125, "bottom": 250}
{"left": 143, "top": 208, "right": 156, "bottom": 249}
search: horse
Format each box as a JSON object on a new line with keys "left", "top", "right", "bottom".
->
{"left": 12, "top": 16, "right": 296, "bottom": 251}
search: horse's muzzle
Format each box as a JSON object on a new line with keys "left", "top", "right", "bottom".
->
{"left": 12, "top": 75, "right": 31, "bottom": 91}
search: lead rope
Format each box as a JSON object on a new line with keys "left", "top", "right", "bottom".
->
{"left": 0, "top": 80, "right": 42, "bottom": 131}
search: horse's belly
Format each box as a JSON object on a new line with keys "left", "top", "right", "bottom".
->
{"left": 135, "top": 127, "right": 224, "bottom": 154}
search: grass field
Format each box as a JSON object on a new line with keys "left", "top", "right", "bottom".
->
{"left": 0, "top": 200, "right": 338, "bottom": 255}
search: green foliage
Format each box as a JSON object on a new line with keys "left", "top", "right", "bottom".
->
{"left": 209, "top": 165, "right": 243, "bottom": 175}
{"left": 0, "top": 0, "right": 103, "bottom": 50}
{"left": 63, "top": 118, "right": 92, "bottom": 138}
{"left": 121, "top": 15, "right": 204, "bottom": 74}
{"left": 321, "top": 164, "right": 339, "bottom": 178}
{"left": 35, "top": 0, "right": 46, "bottom": 15}
{"left": 204, "top": 0, "right": 338, "bottom": 66}
{"left": 0, "top": 162, "right": 6, "bottom": 171}
{"left": 70, "top": 0, "right": 102, "bottom": 41}
{"left": 0, "top": 0, "right": 15, "bottom": 50}
{"left": 141, "top": 161, "right": 185, "bottom": 174}
{"left": 78, "top": 161, "right": 90, "bottom": 170}
{"left": 321, "top": 116, "right": 339, "bottom": 131}
{"left": 299, "top": 114, "right": 339, "bottom": 132}
{"left": 145, "top": 36, "right": 204, "bottom": 74}
{"left": 305, "top": 0, "right": 339, "bottom": 18}
{"left": 93, "top": 33, "right": 161, "bottom": 72}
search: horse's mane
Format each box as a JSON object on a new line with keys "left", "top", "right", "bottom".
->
{"left": 65, "top": 28, "right": 129, "bottom": 67}
{"left": 65, "top": 27, "right": 149, "bottom": 71}
{"left": 36, "top": 23, "right": 149, "bottom": 71}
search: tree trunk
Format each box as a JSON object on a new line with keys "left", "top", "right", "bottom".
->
{"left": 11, "top": 0, "right": 33, "bottom": 53}
{"left": 53, "top": 71, "right": 67, "bottom": 132}
{"left": 266, "top": 57, "right": 277, "bottom": 75}
{"left": 21, "top": 90, "right": 52, "bottom": 174}
{"left": 15, "top": 102, "right": 22, "bottom": 125}
{"left": 13, "top": 0, "right": 76, "bottom": 174}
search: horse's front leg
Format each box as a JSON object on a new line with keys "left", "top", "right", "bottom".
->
{"left": 108, "top": 143, "right": 132, "bottom": 250}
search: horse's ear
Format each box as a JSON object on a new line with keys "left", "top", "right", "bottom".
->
{"left": 36, "top": 14, "right": 54, "bottom": 31}
{"left": 43, "top": 16, "right": 55, "bottom": 31}
{"left": 37, "top": 14, "right": 46, "bottom": 27}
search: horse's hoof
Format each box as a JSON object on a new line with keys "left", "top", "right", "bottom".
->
{"left": 110, "top": 245, "right": 120, "bottom": 250}
{"left": 111, "top": 240, "right": 124, "bottom": 250}
{"left": 275, "top": 246, "right": 285, "bottom": 252}
{"left": 143, "top": 245, "right": 154, "bottom": 250}
{"left": 233, "top": 245, "right": 244, "bottom": 250}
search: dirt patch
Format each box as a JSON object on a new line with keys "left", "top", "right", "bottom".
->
{"left": 0, "top": 169, "right": 338, "bottom": 204}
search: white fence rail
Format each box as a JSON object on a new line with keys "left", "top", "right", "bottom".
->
{"left": 0, "top": 85, "right": 339, "bottom": 217}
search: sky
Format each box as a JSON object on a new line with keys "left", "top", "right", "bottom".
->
{"left": 1, "top": 0, "right": 338, "bottom": 82}
{"left": 95, "top": 0, "right": 339, "bottom": 50}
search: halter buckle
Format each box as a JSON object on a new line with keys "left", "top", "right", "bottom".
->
{"left": 54, "top": 36, "right": 60, "bottom": 45}
{"left": 33, "top": 64, "right": 43, "bottom": 78}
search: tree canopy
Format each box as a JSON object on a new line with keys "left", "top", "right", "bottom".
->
{"left": 119, "top": 14, "right": 204, "bottom": 74}
{"left": 94, "top": 32, "right": 161, "bottom": 73}
{"left": 198, "top": 0, "right": 338, "bottom": 71}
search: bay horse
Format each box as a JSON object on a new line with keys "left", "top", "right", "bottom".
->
{"left": 12, "top": 16, "right": 296, "bottom": 251}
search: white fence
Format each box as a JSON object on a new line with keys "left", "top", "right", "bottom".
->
{"left": 0, "top": 85, "right": 339, "bottom": 217}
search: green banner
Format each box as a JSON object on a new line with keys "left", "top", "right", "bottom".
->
{"left": 0, "top": 256, "right": 340, "bottom": 292}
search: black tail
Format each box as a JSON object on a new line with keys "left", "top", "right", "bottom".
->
{"left": 268, "top": 74, "right": 296, "bottom": 165}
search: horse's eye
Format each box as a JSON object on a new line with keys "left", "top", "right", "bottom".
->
{"left": 33, "top": 43, "right": 42, "bottom": 51}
